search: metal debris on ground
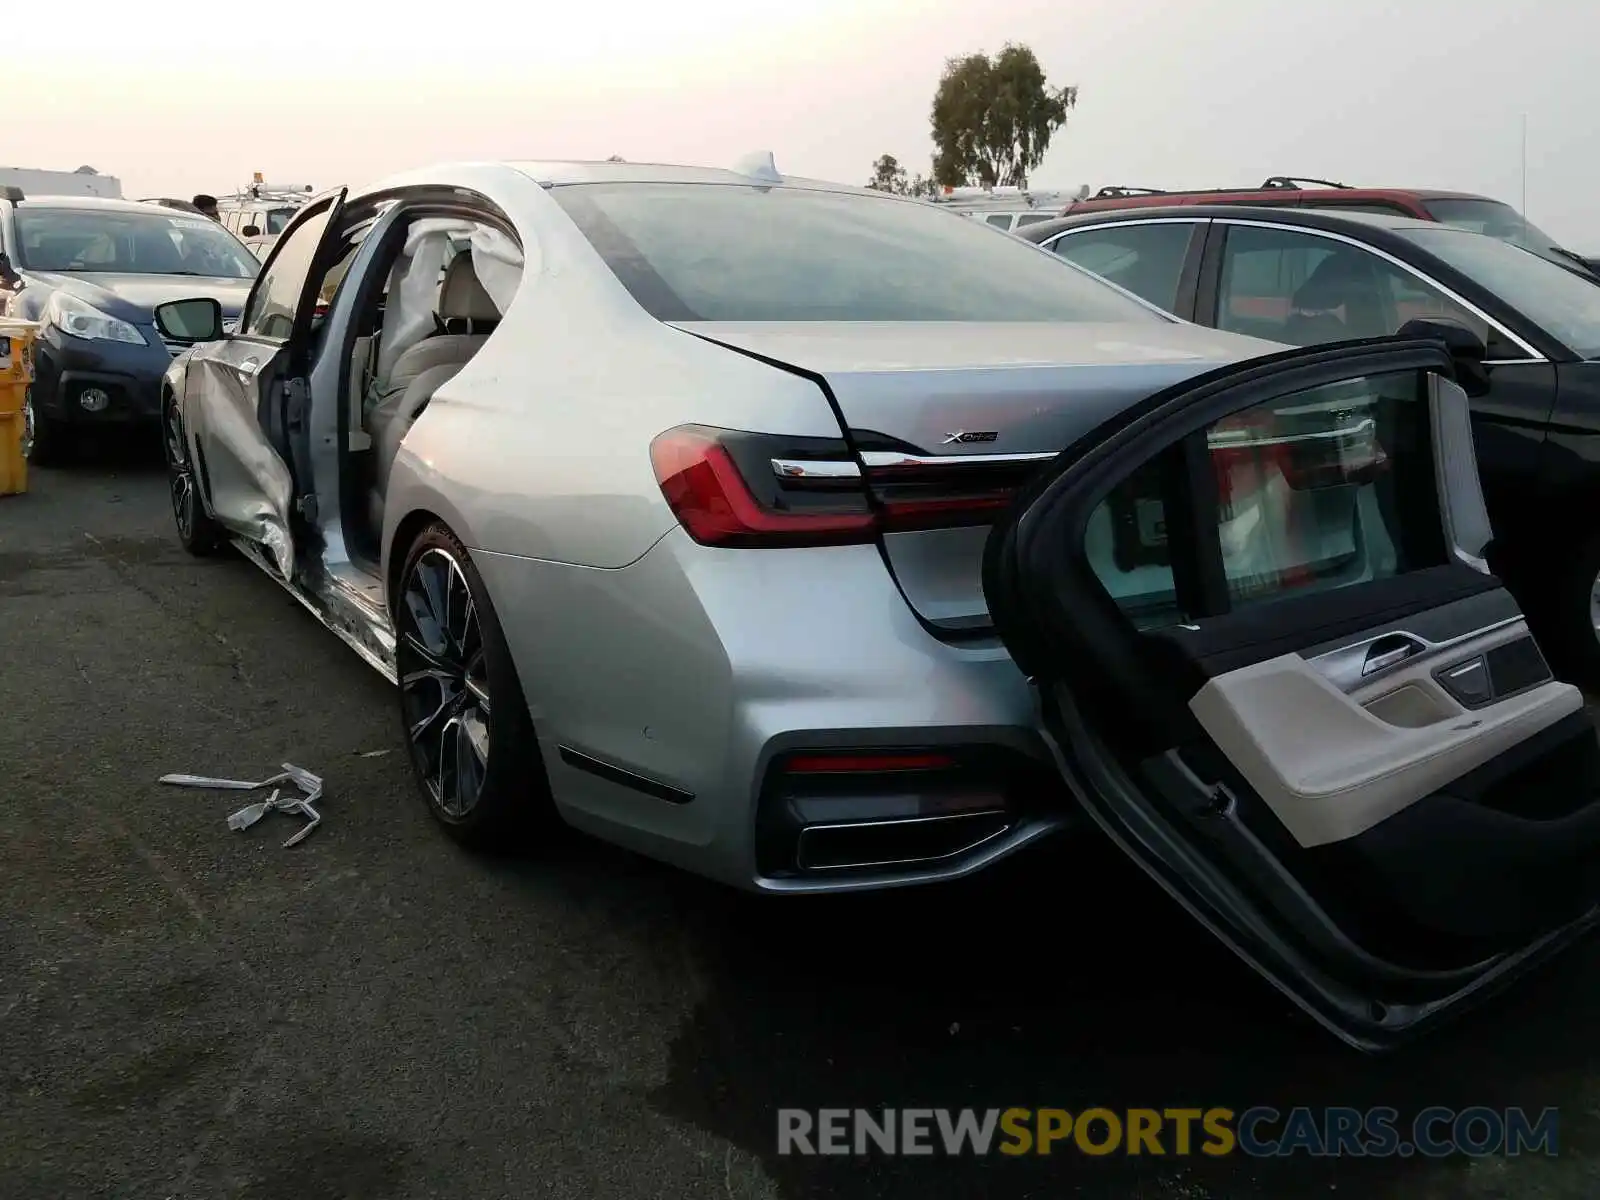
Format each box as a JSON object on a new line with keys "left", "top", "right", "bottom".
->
{"left": 159, "top": 763, "right": 325, "bottom": 846}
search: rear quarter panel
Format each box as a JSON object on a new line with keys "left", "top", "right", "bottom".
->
{"left": 379, "top": 180, "right": 844, "bottom": 576}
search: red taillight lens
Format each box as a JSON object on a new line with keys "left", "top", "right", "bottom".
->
{"left": 875, "top": 491, "right": 1018, "bottom": 531}
{"left": 649, "top": 426, "right": 876, "bottom": 548}
{"left": 650, "top": 425, "right": 1040, "bottom": 548}
{"left": 860, "top": 451, "right": 1038, "bottom": 533}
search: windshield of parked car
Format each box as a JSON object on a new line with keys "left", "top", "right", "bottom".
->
{"left": 549, "top": 182, "right": 1168, "bottom": 322}
{"left": 1403, "top": 226, "right": 1600, "bottom": 358}
{"left": 14, "top": 206, "right": 261, "bottom": 278}
{"left": 1422, "top": 198, "right": 1562, "bottom": 253}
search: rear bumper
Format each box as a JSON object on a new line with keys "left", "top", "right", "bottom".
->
{"left": 472, "top": 530, "right": 1073, "bottom": 892}
{"left": 31, "top": 324, "right": 172, "bottom": 425}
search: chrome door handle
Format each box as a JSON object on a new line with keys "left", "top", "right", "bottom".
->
{"left": 1362, "top": 634, "right": 1426, "bottom": 676}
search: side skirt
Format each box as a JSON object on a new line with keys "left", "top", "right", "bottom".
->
{"left": 231, "top": 536, "right": 398, "bottom": 684}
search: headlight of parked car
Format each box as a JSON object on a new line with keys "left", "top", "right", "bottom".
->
{"left": 45, "top": 291, "right": 147, "bottom": 345}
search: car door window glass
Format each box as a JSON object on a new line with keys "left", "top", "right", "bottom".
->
{"left": 242, "top": 205, "right": 335, "bottom": 340}
{"left": 1051, "top": 223, "right": 1194, "bottom": 312}
{"left": 985, "top": 214, "right": 1014, "bottom": 229}
{"left": 1216, "top": 225, "right": 1518, "bottom": 357}
{"left": 1088, "top": 368, "right": 1443, "bottom": 628}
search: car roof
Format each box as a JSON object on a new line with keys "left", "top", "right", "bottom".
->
{"left": 507, "top": 159, "right": 885, "bottom": 196}
{"left": 12, "top": 195, "right": 185, "bottom": 215}
{"left": 1018, "top": 204, "right": 1446, "bottom": 243}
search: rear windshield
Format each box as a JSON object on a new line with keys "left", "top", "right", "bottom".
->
{"left": 1422, "top": 198, "right": 1560, "bottom": 252}
{"left": 1403, "top": 226, "right": 1600, "bottom": 358}
{"left": 548, "top": 182, "right": 1167, "bottom": 323}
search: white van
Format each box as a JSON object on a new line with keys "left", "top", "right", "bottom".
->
{"left": 926, "top": 185, "right": 1083, "bottom": 233}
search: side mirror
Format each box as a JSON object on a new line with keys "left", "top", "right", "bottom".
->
{"left": 241, "top": 225, "right": 260, "bottom": 238}
{"left": 1396, "top": 317, "right": 1491, "bottom": 398}
{"left": 154, "top": 297, "right": 225, "bottom": 342}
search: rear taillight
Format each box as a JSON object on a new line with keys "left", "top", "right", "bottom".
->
{"left": 649, "top": 425, "right": 876, "bottom": 547}
{"left": 649, "top": 424, "right": 1052, "bottom": 548}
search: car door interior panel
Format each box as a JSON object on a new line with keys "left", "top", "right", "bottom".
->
{"left": 985, "top": 336, "right": 1600, "bottom": 1048}
{"left": 1188, "top": 635, "right": 1581, "bottom": 849}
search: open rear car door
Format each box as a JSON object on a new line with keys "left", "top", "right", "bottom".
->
{"left": 984, "top": 335, "right": 1600, "bottom": 1050}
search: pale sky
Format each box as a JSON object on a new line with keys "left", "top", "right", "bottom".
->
{"left": 14, "top": 0, "right": 1600, "bottom": 247}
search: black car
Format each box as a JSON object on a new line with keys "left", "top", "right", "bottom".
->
{"left": 0, "top": 189, "right": 260, "bottom": 463}
{"left": 1019, "top": 205, "right": 1600, "bottom": 684}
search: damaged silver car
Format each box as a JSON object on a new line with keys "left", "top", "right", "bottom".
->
{"left": 157, "top": 158, "right": 1600, "bottom": 1049}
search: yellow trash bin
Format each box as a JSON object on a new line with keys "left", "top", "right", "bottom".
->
{"left": 0, "top": 318, "right": 38, "bottom": 496}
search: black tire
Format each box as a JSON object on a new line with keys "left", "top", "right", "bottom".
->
{"left": 394, "top": 521, "right": 560, "bottom": 849}
{"left": 21, "top": 387, "right": 73, "bottom": 466}
{"left": 162, "top": 389, "right": 226, "bottom": 556}
{"left": 1544, "top": 532, "right": 1600, "bottom": 689}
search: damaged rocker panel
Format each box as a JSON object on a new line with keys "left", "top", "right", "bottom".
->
{"left": 231, "top": 537, "right": 398, "bottom": 683}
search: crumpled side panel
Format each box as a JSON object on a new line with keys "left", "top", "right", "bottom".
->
{"left": 189, "top": 353, "right": 296, "bottom": 577}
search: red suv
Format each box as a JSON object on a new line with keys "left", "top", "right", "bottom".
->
{"left": 1062, "top": 176, "right": 1599, "bottom": 277}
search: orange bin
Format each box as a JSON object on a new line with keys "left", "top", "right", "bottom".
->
{"left": 0, "top": 319, "right": 38, "bottom": 496}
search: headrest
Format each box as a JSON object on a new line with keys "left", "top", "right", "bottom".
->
{"left": 1292, "top": 254, "right": 1373, "bottom": 309}
{"left": 438, "top": 253, "right": 500, "bottom": 322}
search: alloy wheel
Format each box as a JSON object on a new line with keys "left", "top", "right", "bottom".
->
{"left": 165, "top": 398, "right": 196, "bottom": 541}
{"left": 397, "top": 547, "right": 491, "bottom": 818}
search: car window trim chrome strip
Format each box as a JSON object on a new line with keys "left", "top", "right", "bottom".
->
{"left": 771, "top": 450, "right": 1059, "bottom": 479}
{"left": 1038, "top": 215, "right": 1209, "bottom": 254}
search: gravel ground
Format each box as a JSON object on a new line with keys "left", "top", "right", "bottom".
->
{"left": 1, "top": 438, "right": 1597, "bottom": 1199}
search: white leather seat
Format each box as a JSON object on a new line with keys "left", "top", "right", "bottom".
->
{"left": 367, "top": 254, "right": 500, "bottom": 529}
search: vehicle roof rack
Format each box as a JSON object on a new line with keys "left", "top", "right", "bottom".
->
{"left": 1261, "top": 175, "right": 1350, "bottom": 190}
{"left": 217, "top": 174, "right": 317, "bottom": 207}
{"left": 1091, "top": 186, "right": 1166, "bottom": 198}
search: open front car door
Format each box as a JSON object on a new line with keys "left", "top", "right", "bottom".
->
{"left": 181, "top": 187, "right": 349, "bottom": 578}
{"left": 985, "top": 336, "right": 1600, "bottom": 1051}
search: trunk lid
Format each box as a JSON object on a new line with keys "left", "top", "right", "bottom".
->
{"left": 676, "top": 321, "right": 1283, "bottom": 630}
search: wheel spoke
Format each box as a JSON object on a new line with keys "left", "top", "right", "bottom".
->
{"left": 402, "top": 555, "right": 453, "bottom": 659}
{"left": 171, "top": 474, "right": 193, "bottom": 536}
{"left": 401, "top": 665, "right": 455, "bottom": 693}
{"left": 451, "top": 716, "right": 487, "bottom": 814}
{"left": 421, "top": 557, "right": 450, "bottom": 641}
{"left": 401, "top": 631, "right": 455, "bottom": 674}
{"left": 408, "top": 692, "right": 455, "bottom": 747}
{"left": 438, "top": 714, "right": 466, "bottom": 815}
{"left": 443, "top": 561, "right": 474, "bottom": 658}
{"left": 460, "top": 709, "right": 489, "bottom": 768}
